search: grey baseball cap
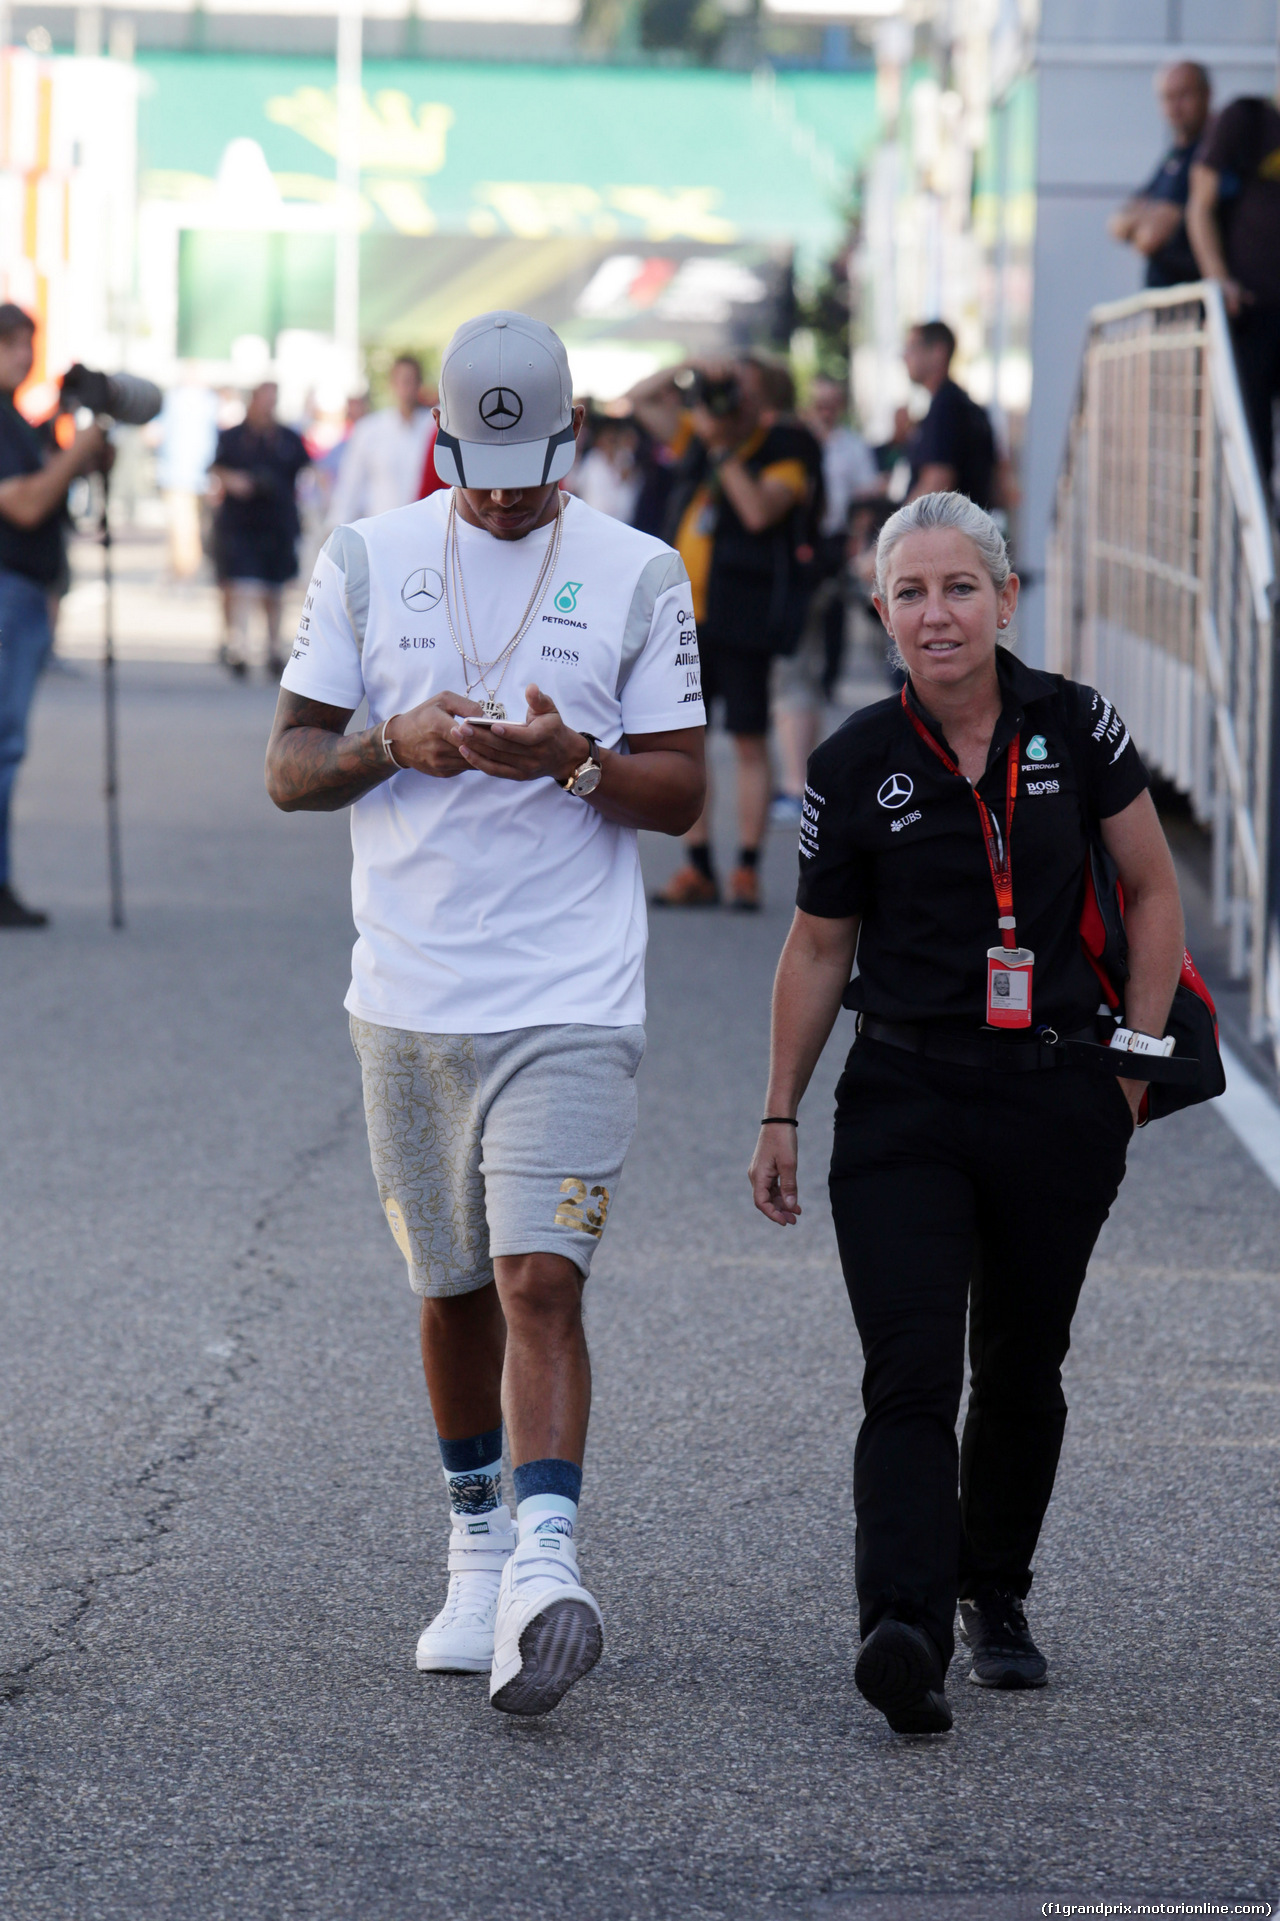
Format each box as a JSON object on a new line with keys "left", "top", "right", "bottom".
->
{"left": 434, "top": 310, "right": 576, "bottom": 490}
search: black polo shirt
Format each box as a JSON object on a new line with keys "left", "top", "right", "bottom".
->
{"left": 0, "top": 394, "right": 64, "bottom": 586}
{"left": 1137, "top": 140, "right": 1199, "bottom": 290}
{"left": 797, "top": 649, "right": 1149, "bottom": 1031}
{"left": 907, "top": 379, "right": 996, "bottom": 510}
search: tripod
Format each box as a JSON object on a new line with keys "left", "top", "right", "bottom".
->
{"left": 98, "top": 465, "right": 124, "bottom": 930}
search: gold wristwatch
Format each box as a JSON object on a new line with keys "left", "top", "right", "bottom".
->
{"left": 560, "top": 733, "right": 602, "bottom": 798}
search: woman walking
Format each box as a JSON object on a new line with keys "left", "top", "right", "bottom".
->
{"left": 749, "top": 492, "right": 1186, "bottom": 1734}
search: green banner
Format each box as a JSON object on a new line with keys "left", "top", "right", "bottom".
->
{"left": 138, "top": 54, "right": 877, "bottom": 264}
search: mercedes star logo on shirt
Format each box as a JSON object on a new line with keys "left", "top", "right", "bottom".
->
{"left": 877, "top": 772, "right": 914, "bottom": 809}
{"left": 401, "top": 567, "right": 444, "bottom": 613}
{"left": 479, "top": 386, "right": 524, "bottom": 430}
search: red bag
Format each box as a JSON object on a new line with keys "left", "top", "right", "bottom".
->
{"left": 1080, "top": 839, "right": 1225, "bottom": 1121}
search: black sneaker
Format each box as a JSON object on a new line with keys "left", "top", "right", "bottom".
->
{"left": 854, "top": 1618, "right": 952, "bottom": 1734}
{"left": 0, "top": 883, "right": 49, "bottom": 928}
{"left": 958, "top": 1586, "right": 1048, "bottom": 1689}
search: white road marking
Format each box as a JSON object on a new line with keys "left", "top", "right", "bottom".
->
{"left": 1215, "top": 1042, "right": 1280, "bottom": 1194}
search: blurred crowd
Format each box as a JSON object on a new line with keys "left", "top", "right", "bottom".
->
{"left": 137, "top": 321, "right": 1002, "bottom": 885}
{"left": 1, "top": 286, "right": 1008, "bottom": 925}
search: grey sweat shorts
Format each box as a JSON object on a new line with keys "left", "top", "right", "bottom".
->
{"left": 350, "top": 1017, "right": 646, "bottom": 1298}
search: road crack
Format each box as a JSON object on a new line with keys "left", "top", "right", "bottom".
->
{"left": 1, "top": 1092, "right": 364, "bottom": 1706}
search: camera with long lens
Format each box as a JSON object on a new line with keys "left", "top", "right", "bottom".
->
{"left": 674, "top": 366, "right": 741, "bottom": 420}
{"left": 59, "top": 363, "right": 163, "bottom": 427}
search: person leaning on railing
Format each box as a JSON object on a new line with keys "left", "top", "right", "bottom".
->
{"left": 1187, "top": 90, "right": 1280, "bottom": 490}
{"left": 748, "top": 491, "right": 1186, "bottom": 1738}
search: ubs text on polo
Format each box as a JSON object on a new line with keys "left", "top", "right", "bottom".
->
{"left": 796, "top": 648, "right": 1149, "bottom": 1031}
{"left": 280, "top": 489, "right": 705, "bottom": 1034}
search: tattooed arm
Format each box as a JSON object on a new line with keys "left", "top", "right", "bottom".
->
{"left": 265, "top": 688, "right": 485, "bottom": 812}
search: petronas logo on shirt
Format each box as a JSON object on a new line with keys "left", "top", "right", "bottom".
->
{"left": 554, "top": 581, "right": 582, "bottom": 613}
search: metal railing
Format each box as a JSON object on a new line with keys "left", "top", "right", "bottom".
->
{"left": 1046, "top": 282, "right": 1279, "bottom": 1051}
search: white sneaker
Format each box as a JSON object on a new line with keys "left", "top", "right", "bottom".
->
{"left": 415, "top": 1504, "right": 516, "bottom": 1673}
{"left": 488, "top": 1521, "right": 604, "bottom": 1716}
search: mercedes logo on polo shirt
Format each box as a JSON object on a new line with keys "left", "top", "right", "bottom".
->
{"left": 401, "top": 567, "right": 444, "bottom": 613}
{"left": 478, "top": 387, "right": 524, "bottom": 430}
{"left": 877, "top": 773, "right": 914, "bottom": 809}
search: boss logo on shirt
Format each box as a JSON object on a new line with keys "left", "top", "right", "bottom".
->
{"left": 541, "top": 644, "right": 579, "bottom": 665}
{"left": 1025, "top": 779, "right": 1060, "bottom": 796}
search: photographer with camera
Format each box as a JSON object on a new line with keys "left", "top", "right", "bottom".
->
{"left": 629, "top": 354, "right": 819, "bottom": 910}
{"left": 0, "top": 304, "right": 112, "bottom": 928}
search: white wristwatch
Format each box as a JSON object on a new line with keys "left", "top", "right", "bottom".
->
{"left": 1109, "top": 1027, "right": 1175, "bottom": 1059}
{"left": 560, "top": 733, "right": 602, "bottom": 798}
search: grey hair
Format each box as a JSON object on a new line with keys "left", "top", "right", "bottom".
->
{"left": 874, "top": 490, "right": 1012, "bottom": 605}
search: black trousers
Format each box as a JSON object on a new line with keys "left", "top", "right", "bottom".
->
{"left": 828, "top": 1038, "right": 1132, "bottom": 1664}
{"left": 1230, "top": 303, "right": 1280, "bottom": 493}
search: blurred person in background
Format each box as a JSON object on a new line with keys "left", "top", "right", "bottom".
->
{"left": 567, "top": 411, "right": 643, "bottom": 523}
{"left": 629, "top": 353, "right": 819, "bottom": 910}
{"left": 1109, "top": 63, "right": 1212, "bottom": 290}
{"left": 0, "top": 301, "right": 111, "bottom": 927}
{"left": 1188, "top": 87, "right": 1280, "bottom": 493}
{"left": 770, "top": 377, "right": 883, "bottom": 828}
{"left": 210, "top": 381, "right": 310, "bottom": 680}
{"left": 331, "top": 353, "right": 433, "bottom": 524}
{"left": 308, "top": 393, "right": 371, "bottom": 529}
{"left": 153, "top": 373, "right": 219, "bottom": 582}
{"left": 903, "top": 323, "right": 997, "bottom": 511}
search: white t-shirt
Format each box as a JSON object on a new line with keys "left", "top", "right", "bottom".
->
{"left": 820, "top": 425, "right": 881, "bottom": 535}
{"left": 281, "top": 489, "right": 704, "bottom": 1035}
{"left": 329, "top": 407, "right": 434, "bottom": 523}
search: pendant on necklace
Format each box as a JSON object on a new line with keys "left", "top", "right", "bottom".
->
{"left": 482, "top": 697, "right": 507, "bottom": 721}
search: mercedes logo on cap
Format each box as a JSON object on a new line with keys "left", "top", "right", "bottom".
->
{"left": 479, "top": 386, "right": 524, "bottom": 430}
{"left": 877, "top": 773, "right": 914, "bottom": 809}
{"left": 401, "top": 567, "right": 444, "bottom": 613}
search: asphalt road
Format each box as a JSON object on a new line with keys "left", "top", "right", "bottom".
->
{"left": 2, "top": 663, "right": 1278, "bottom": 1921}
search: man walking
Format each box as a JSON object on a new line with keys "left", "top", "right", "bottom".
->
{"left": 0, "top": 302, "right": 109, "bottom": 927}
{"left": 211, "top": 381, "right": 309, "bottom": 678}
{"left": 265, "top": 311, "right": 704, "bottom": 1716}
{"left": 330, "top": 352, "right": 434, "bottom": 524}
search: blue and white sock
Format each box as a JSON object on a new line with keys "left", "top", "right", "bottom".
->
{"left": 512, "top": 1457, "right": 583, "bottom": 1542}
{"left": 438, "top": 1425, "right": 503, "bottom": 1517}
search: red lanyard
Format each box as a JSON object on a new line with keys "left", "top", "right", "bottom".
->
{"left": 900, "top": 688, "right": 1020, "bottom": 951}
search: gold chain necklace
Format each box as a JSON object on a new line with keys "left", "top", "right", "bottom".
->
{"left": 442, "top": 490, "right": 565, "bottom": 721}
